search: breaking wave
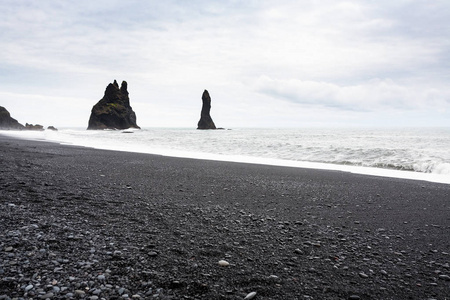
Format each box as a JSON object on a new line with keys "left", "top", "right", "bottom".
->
{"left": 2, "top": 127, "right": 450, "bottom": 184}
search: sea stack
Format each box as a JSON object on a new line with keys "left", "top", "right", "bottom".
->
{"left": 197, "top": 90, "right": 217, "bottom": 130}
{"left": 87, "top": 80, "right": 140, "bottom": 130}
{"left": 0, "top": 106, "right": 25, "bottom": 130}
{"left": 25, "top": 123, "right": 44, "bottom": 131}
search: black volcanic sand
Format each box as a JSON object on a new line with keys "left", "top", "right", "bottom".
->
{"left": 0, "top": 135, "right": 449, "bottom": 300}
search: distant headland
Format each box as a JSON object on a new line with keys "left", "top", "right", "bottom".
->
{"left": 0, "top": 106, "right": 57, "bottom": 131}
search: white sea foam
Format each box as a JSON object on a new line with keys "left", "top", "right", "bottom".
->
{"left": 2, "top": 127, "right": 450, "bottom": 184}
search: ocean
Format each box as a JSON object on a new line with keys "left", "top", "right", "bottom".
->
{"left": 2, "top": 127, "right": 450, "bottom": 184}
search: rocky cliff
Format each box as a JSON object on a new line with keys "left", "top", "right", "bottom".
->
{"left": 87, "top": 80, "right": 140, "bottom": 130}
{"left": 0, "top": 106, "right": 25, "bottom": 130}
{"left": 197, "top": 90, "right": 217, "bottom": 130}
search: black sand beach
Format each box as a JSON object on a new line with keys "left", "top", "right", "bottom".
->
{"left": 1, "top": 134, "right": 449, "bottom": 300}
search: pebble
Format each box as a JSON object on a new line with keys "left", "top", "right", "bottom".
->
{"left": 25, "top": 284, "right": 34, "bottom": 292}
{"left": 39, "top": 292, "right": 54, "bottom": 299}
{"left": 218, "top": 260, "right": 230, "bottom": 266}
{"left": 438, "top": 274, "right": 450, "bottom": 281}
{"left": 349, "top": 295, "right": 360, "bottom": 300}
{"left": 358, "top": 272, "right": 369, "bottom": 278}
{"left": 244, "top": 291, "right": 257, "bottom": 299}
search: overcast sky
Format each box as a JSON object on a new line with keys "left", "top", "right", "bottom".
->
{"left": 1, "top": 0, "right": 449, "bottom": 128}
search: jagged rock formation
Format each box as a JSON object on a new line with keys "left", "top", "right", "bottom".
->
{"left": 25, "top": 123, "right": 44, "bottom": 131}
{"left": 47, "top": 126, "right": 58, "bottom": 131}
{"left": 0, "top": 106, "right": 25, "bottom": 130}
{"left": 197, "top": 90, "right": 217, "bottom": 130}
{"left": 87, "top": 80, "right": 140, "bottom": 130}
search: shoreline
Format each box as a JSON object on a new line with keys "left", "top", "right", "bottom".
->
{"left": 1, "top": 134, "right": 449, "bottom": 299}
{"left": 1, "top": 129, "right": 450, "bottom": 186}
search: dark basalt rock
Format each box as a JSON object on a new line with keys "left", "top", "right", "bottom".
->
{"left": 87, "top": 80, "right": 140, "bottom": 130}
{"left": 25, "top": 123, "right": 44, "bottom": 131}
{"left": 47, "top": 126, "right": 58, "bottom": 131}
{"left": 0, "top": 106, "right": 25, "bottom": 130}
{"left": 197, "top": 90, "right": 217, "bottom": 130}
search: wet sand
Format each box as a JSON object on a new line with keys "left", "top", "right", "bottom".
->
{"left": 0, "top": 134, "right": 449, "bottom": 299}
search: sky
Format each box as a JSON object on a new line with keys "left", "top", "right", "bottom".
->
{"left": 1, "top": 0, "right": 449, "bottom": 128}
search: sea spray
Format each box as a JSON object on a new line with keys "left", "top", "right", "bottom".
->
{"left": 2, "top": 127, "right": 450, "bottom": 184}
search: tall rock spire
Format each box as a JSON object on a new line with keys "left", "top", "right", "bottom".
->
{"left": 197, "top": 90, "right": 217, "bottom": 130}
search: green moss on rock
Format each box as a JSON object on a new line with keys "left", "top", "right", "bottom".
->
{"left": 87, "top": 80, "right": 140, "bottom": 130}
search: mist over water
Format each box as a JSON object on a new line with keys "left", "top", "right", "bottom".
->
{"left": 3, "top": 127, "right": 450, "bottom": 184}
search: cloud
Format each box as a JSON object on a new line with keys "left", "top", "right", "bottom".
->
{"left": 1, "top": 1, "right": 448, "bottom": 83}
{"left": 0, "top": 1, "right": 449, "bottom": 127}
{"left": 254, "top": 76, "right": 450, "bottom": 112}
